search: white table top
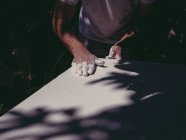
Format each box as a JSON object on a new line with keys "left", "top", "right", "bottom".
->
{"left": 0, "top": 59, "right": 186, "bottom": 140}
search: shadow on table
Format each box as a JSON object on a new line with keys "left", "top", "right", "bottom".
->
{"left": 0, "top": 62, "right": 186, "bottom": 140}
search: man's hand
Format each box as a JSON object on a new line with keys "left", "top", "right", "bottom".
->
{"left": 106, "top": 31, "right": 136, "bottom": 61}
{"left": 71, "top": 48, "right": 104, "bottom": 77}
{"left": 106, "top": 45, "right": 122, "bottom": 61}
{"left": 53, "top": 1, "right": 105, "bottom": 77}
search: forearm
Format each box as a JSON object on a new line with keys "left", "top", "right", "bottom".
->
{"left": 52, "top": 0, "right": 87, "bottom": 57}
{"left": 59, "top": 31, "right": 88, "bottom": 57}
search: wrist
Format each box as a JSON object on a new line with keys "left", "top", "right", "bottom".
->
{"left": 72, "top": 45, "right": 89, "bottom": 58}
{"left": 60, "top": 32, "right": 88, "bottom": 57}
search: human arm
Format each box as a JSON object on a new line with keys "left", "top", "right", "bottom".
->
{"left": 106, "top": 0, "right": 157, "bottom": 61}
{"left": 52, "top": 0, "right": 104, "bottom": 76}
{"left": 52, "top": 0, "right": 87, "bottom": 59}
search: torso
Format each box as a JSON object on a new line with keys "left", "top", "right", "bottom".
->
{"left": 79, "top": 0, "right": 139, "bottom": 43}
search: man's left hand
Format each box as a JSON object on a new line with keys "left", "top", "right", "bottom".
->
{"left": 106, "top": 31, "right": 136, "bottom": 61}
{"left": 106, "top": 45, "right": 122, "bottom": 61}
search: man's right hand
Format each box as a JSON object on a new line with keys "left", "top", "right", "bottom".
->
{"left": 71, "top": 48, "right": 104, "bottom": 77}
{"left": 53, "top": 1, "right": 104, "bottom": 77}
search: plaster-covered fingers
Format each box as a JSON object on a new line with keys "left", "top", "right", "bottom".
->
{"left": 71, "top": 54, "right": 104, "bottom": 76}
{"left": 106, "top": 46, "right": 122, "bottom": 61}
{"left": 106, "top": 49, "right": 115, "bottom": 59}
{"left": 71, "top": 62, "right": 83, "bottom": 76}
{"left": 88, "top": 63, "right": 95, "bottom": 75}
{"left": 115, "top": 54, "right": 122, "bottom": 61}
{"left": 82, "top": 61, "right": 89, "bottom": 77}
{"left": 72, "top": 61, "right": 94, "bottom": 76}
{"left": 95, "top": 59, "right": 105, "bottom": 66}
{"left": 109, "top": 50, "right": 115, "bottom": 58}
{"left": 77, "top": 63, "right": 83, "bottom": 76}
{"left": 114, "top": 49, "right": 122, "bottom": 61}
{"left": 87, "top": 59, "right": 104, "bottom": 75}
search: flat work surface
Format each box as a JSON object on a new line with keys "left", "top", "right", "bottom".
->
{"left": 0, "top": 59, "right": 186, "bottom": 140}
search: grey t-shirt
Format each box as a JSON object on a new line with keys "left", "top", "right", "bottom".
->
{"left": 61, "top": 0, "right": 156, "bottom": 43}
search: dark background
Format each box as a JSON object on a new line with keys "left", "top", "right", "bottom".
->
{"left": 0, "top": 0, "right": 186, "bottom": 115}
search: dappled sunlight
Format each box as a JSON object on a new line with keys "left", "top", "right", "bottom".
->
{"left": 0, "top": 60, "right": 186, "bottom": 140}
{"left": 87, "top": 61, "right": 186, "bottom": 103}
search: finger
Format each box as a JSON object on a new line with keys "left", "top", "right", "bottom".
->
{"left": 109, "top": 50, "right": 115, "bottom": 58}
{"left": 106, "top": 46, "right": 117, "bottom": 59}
{"left": 108, "top": 49, "right": 116, "bottom": 59}
{"left": 115, "top": 54, "right": 122, "bottom": 61}
{"left": 88, "top": 63, "right": 95, "bottom": 75}
{"left": 82, "top": 61, "right": 88, "bottom": 77}
{"left": 114, "top": 49, "right": 122, "bottom": 61}
{"left": 95, "top": 59, "right": 105, "bottom": 66}
{"left": 77, "top": 63, "right": 83, "bottom": 76}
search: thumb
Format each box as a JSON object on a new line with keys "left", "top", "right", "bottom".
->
{"left": 95, "top": 58, "right": 105, "bottom": 66}
{"left": 106, "top": 47, "right": 115, "bottom": 59}
{"left": 106, "top": 46, "right": 122, "bottom": 60}
{"left": 115, "top": 54, "right": 122, "bottom": 61}
{"left": 114, "top": 47, "right": 122, "bottom": 61}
